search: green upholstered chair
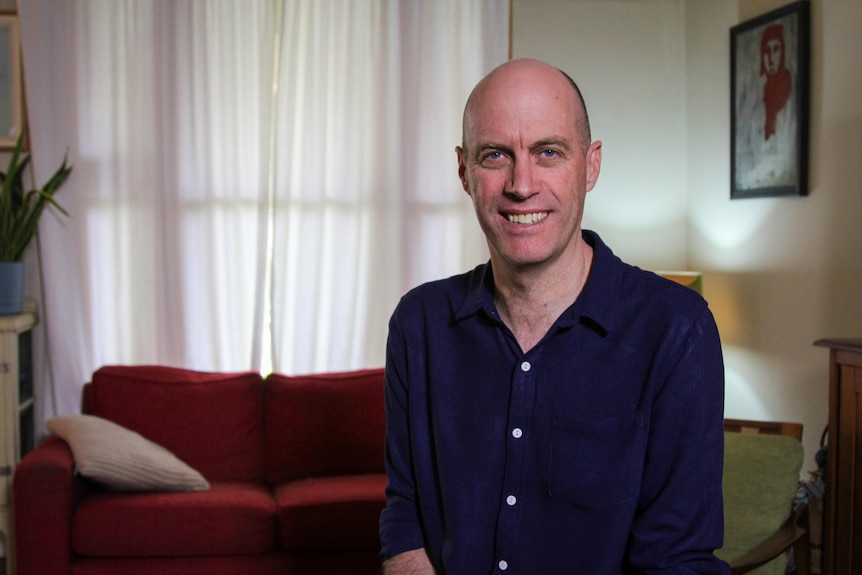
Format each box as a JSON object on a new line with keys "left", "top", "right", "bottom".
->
{"left": 716, "top": 419, "right": 810, "bottom": 575}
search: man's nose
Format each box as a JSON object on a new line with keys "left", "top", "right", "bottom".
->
{"left": 506, "top": 159, "right": 536, "bottom": 200}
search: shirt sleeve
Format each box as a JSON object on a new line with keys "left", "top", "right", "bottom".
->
{"left": 379, "top": 312, "right": 428, "bottom": 560}
{"left": 626, "top": 306, "right": 731, "bottom": 574}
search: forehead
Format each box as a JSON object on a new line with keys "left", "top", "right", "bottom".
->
{"left": 465, "top": 68, "right": 580, "bottom": 147}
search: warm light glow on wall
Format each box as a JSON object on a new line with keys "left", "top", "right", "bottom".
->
{"left": 690, "top": 195, "right": 781, "bottom": 266}
{"left": 699, "top": 271, "right": 745, "bottom": 346}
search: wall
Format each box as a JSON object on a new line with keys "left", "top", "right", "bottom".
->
{"left": 513, "top": 0, "right": 690, "bottom": 271}
{"left": 513, "top": 0, "right": 862, "bottom": 472}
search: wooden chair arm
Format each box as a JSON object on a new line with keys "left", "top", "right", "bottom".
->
{"left": 729, "top": 502, "right": 810, "bottom": 575}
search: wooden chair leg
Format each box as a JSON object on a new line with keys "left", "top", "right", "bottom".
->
{"left": 793, "top": 501, "right": 811, "bottom": 575}
{"left": 793, "top": 529, "right": 811, "bottom": 575}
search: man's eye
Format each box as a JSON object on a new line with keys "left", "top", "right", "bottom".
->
{"left": 540, "top": 149, "right": 558, "bottom": 158}
{"left": 479, "top": 151, "right": 508, "bottom": 166}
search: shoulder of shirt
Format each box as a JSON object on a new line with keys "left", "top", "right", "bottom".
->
{"left": 583, "top": 230, "right": 710, "bottom": 331}
{"left": 391, "top": 264, "right": 485, "bottom": 319}
{"left": 619, "top": 264, "right": 710, "bottom": 318}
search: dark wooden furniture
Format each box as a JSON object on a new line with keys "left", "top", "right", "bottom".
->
{"left": 814, "top": 338, "right": 862, "bottom": 575}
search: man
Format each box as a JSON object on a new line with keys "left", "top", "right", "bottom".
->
{"left": 379, "top": 58, "right": 728, "bottom": 574}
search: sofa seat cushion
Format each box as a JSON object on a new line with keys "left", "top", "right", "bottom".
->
{"left": 274, "top": 473, "right": 387, "bottom": 552}
{"left": 72, "top": 482, "right": 276, "bottom": 557}
{"left": 68, "top": 554, "right": 291, "bottom": 575}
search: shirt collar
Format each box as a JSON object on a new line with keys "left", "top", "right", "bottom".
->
{"left": 454, "top": 230, "right": 621, "bottom": 337}
{"left": 454, "top": 260, "right": 498, "bottom": 323}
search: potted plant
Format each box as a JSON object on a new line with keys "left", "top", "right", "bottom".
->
{"left": 0, "top": 126, "right": 73, "bottom": 314}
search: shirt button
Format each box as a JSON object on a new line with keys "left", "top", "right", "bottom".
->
{"left": 499, "top": 560, "right": 509, "bottom": 571}
{"left": 506, "top": 495, "right": 517, "bottom": 506}
{"left": 512, "top": 427, "right": 523, "bottom": 438}
{"left": 520, "top": 361, "right": 531, "bottom": 372}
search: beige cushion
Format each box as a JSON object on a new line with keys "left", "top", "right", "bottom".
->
{"left": 47, "top": 414, "right": 210, "bottom": 492}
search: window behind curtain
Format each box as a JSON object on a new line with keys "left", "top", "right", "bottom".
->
{"left": 18, "top": 0, "right": 508, "bottom": 426}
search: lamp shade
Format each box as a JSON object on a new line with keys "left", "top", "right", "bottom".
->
{"left": 657, "top": 271, "right": 703, "bottom": 295}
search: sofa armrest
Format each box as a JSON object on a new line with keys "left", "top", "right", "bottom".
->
{"left": 14, "top": 435, "right": 90, "bottom": 575}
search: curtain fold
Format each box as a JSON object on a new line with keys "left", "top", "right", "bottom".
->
{"left": 17, "top": 0, "right": 507, "bottom": 427}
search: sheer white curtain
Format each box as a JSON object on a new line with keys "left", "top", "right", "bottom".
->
{"left": 18, "top": 0, "right": 507, "bottom": 426}
{"left": 268, "top": 1, "right": 502, "bottom": 372}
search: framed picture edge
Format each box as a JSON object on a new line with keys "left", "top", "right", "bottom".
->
{"left": 0, "top": 13, "right": 22, "bottom": 150}
{"left": 729, "top": 0, "right": 810, "bottom": 200}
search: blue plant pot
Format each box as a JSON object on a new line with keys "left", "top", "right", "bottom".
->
{"left": 0, "top": 261, "right": 25, "bottom": 315}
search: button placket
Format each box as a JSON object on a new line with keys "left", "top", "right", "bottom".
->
{"left": 494, "top": 354, "right": 539, "bottom": 575}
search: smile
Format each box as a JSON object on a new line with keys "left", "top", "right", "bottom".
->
{"left": 506, "top": 212, "right": 548, "bottom": 224}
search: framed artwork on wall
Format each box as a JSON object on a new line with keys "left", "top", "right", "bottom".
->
{"left": 730, "top": 1, "right": 810, "bottom": 199}
{"left": 0, "top": 14, "right": 21, "bottom": 150}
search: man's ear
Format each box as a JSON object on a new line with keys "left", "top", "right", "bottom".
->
{"left": 585, "top": 140, "right": 602, "bottom": 193}
{"left": 455, "top": 146, "right": 469, "bottom": 193}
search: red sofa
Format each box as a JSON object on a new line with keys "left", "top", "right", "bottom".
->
{"left": 13, "top": 365, "right": 387, "bottom": 575}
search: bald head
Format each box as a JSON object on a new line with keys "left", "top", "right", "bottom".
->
{"left": 461, "top": 58, "right": 592, "bottom": 156}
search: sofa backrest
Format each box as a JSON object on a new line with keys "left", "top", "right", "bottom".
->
{"left": 88, "top": 365, "right": 266, "bottom": 482}
{"left": 264, "top": 368, "right": 385, "bottom": 485}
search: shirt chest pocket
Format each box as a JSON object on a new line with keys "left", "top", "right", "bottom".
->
{"left": 548, "top": 413, "right": 645, "bottom": 508}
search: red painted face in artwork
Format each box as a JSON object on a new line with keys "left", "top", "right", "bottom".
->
{"left": 760, "top": 24, "right": 792, "bottom": 140}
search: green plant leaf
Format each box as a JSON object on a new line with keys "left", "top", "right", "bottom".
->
{"left": 0, "top": 126, "right": 73, "bottom": 262}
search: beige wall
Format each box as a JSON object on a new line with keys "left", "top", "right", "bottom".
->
{"left": 513, "top": 0, "right": 862, "bottom": 472}
{"left": 514, "top": 0, "right": 690, "bottom": 270}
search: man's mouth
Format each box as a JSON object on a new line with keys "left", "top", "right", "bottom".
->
{"left": 506, "top": 212, "right": 548, "bottom": 225}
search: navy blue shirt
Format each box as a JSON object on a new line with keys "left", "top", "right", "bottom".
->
{"left": 380, "top": 230, "right": 729, "bottom": 575}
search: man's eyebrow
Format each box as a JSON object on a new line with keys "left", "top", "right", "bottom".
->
{"left": 531, "top": 137, "right": 573, "bottom": 151}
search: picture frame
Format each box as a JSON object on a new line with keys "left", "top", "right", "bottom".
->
{"left": 0, "top": 14, "right": 22, "bottom": 149}
{"left": 730, "top": 1, "right": 810, "bottom": 199}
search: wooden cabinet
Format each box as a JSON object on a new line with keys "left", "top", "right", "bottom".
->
{"left": 0, "top": 300, "right": 37, "bottom": 575}
{"left": 814, "top": 338, "right": 862, "bottom": 575}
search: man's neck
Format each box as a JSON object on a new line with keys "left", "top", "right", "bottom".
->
{"left": 492, "top": 240, "right": 594, "bottom": 353}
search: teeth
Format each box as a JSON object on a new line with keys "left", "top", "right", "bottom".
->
{"left": 507, "top": 212, "right": 548, "bottom": 224}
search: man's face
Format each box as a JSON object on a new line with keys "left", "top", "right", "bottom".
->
{"left": 456, "top": 63, "right": 601, "bottom": 273}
